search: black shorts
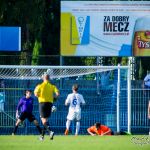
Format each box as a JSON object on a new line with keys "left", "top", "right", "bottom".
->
{"left": 39, "top": 102, "right": 52, "bottom": 118}
{"left": 19, "top": 112, "right": 36, "bottom": 122}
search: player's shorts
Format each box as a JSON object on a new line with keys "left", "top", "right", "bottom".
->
{"left": 39, "top": 102, "right": 52, "bottom": 118}
{"left": 67, "top": 110, "right": 81, "bottom": 121}
{"left": 19, "top": 112, "right": 36, "bottom": 122}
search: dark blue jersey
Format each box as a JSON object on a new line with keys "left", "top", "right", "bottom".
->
{"left": 16, "top": 97, "right": 34, "bottom": 113}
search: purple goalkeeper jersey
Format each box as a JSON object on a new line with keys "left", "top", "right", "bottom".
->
{"left": 16, "top": 97, "right": 34, "bottom": 113}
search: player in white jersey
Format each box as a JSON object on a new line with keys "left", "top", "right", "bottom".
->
{"left": 64, "top": 84, "right": 85, "bottom": 136}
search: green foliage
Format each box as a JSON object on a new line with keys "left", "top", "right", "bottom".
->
{"left": 112, "top": 57, "right": 118, "bottom": 66}
{"left": 31, "top": 40, "right": 42, "bottom": 65}
{"left": 84, "top": 57, "right": 96, "bottom": 66}
{"left": 0, "top": 0, "right": 60, "bottom": 65}
{"left": 138, "top": 59, "right": 143, "bottom": 80}
{"left": 121, "top": 57, "right": 128, "bottom": 66}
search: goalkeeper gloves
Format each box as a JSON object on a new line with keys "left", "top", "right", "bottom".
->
{"left": 51, "top": 105, "right": 57, "bottom": 112}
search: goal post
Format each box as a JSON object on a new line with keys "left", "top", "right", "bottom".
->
{"left": 0, "top": 65, "right": 131, "bottom": 134}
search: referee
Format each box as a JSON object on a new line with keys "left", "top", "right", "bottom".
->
{"left": 34, "top": 74, "right": 59, "bottom": 140}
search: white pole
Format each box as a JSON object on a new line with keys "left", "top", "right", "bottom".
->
{"left": 127, "top": 66, "right": 131, "bottom": 133}
{"left": 117, "top": 64, "right": 120, "bottom": 132}
{"left": 60, "top": 56, "right": 63, "bottom": 89}
{"left": 96, "top": 57, "right": 100, "bottom": 95}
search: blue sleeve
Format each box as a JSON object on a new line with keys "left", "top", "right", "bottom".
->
{"left": 16, "top": 98, "right": 23, "bottom": 111}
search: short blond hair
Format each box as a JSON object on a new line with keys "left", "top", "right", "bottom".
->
{"left": 42, "top": 74, "right": 50, "bottom": 80}
{"left": 72, "top": 84, "right": 78, "bottom": 91}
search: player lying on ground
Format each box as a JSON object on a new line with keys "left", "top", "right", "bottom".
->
{"left": 87, "top": 122, "right": 112, "bottom": 136}
{"left": 12, "top": 90, "right": 42, "bottom": 136}
{"left": 64, "top": 84, "right": 85, "bottom": 136}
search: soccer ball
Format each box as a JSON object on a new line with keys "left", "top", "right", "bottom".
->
{"left": 51, "top": 105, "right": 57, "bottom": 112}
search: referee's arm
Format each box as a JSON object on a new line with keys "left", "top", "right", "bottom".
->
{"left": 53, "top": 86, "right": 60, "bottom": 102}
{"left": 55, "top": 91, "right": 59, "bottom": 97}
{"left": 34, "top": 85, "right": 40, "bottom": 97}
{"left": 53, "top": 91, "right": 59, "bottom": 101}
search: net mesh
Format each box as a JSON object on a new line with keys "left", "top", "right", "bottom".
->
{"left": 0, "top": 65, "right": 124, "bottom": 80}
{"left": 0, "top": 65, "right": 130, "bottom": 135}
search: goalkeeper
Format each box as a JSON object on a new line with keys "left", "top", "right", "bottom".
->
{"left": 87, "top": 122, "right": 112, "bottom": 136}
{"left": 12, "top": 90, "right": 42, "bottom": 135}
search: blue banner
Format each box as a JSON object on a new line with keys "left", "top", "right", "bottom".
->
{"left": 0, "top": 27, "right": 21, "bottom": 51}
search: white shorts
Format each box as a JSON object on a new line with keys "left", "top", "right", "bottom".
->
{"left": 67, "top": 110, "right": 81, "bottom": 121}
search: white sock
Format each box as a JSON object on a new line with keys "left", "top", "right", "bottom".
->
{"left": 75, "top": 121, "right": 80, "bottom": 135}
{"left": 66, "top": 120, "right": 71, "bottom": 130}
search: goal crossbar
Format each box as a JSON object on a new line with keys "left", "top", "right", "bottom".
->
{"left": 0, "top": 65, "right": 130, "bottom": 80}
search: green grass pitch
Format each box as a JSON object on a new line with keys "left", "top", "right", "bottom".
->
{"left": 0, "top": 135, "right": 149, "bottom": 150}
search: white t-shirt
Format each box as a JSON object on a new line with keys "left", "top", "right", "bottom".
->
{"left": 144, "top": 74, "right": 150, "bottom": 87}
{"left": 65, "top": 93, "right": 85, "bottom": 112}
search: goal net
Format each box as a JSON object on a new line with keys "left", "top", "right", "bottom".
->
{"left": 0, "top": 65, "right": 131, "bottom": 135}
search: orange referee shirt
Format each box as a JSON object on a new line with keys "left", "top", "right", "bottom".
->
{"left": 88, "top": 125, "right": 111, "bottom": 135}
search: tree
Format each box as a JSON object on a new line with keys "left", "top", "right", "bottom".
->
{"left": 0, "top": 0, "right": 60, "bottom": 65}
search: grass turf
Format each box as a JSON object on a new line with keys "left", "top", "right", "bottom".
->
{"left": 0, "top": 135, "right": 149, "bottom": 150}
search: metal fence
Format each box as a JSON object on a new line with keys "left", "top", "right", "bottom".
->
{"left": 131, "top": 81, "right": 150, "bottom": 134}
{"left": 0, "top": 78, "right": 149, "bottom": 135}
